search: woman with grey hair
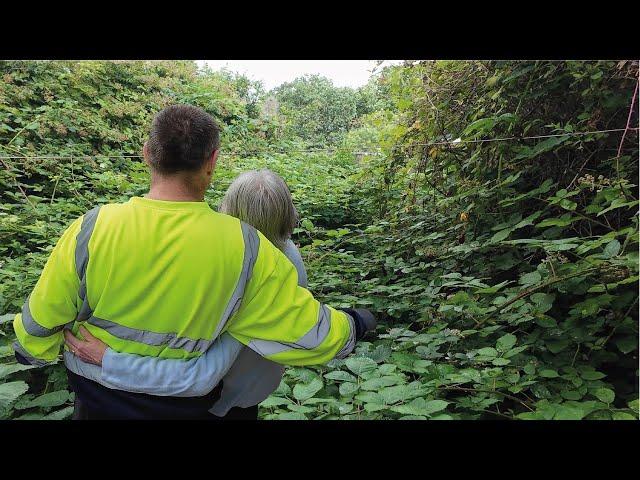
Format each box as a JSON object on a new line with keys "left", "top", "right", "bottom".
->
{"left": 64, "top": 169, "right": 311, "bottom": 419}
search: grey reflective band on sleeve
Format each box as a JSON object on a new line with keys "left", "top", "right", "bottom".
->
{"left": 247, "top": 303, "right": 333, "bottom": 357}
{"left": 12, "top": 340, "right": 56, "bottom": 367}
{"left": 20, "top": 294, "right": 64, "bottom": 338}
{"left": 75, "top": 206, "right": 101, "bottom": 321}
{"left": 335, "top": 311, "right": 357, "bottom": 359}
{"left": 211, "top": 222, "right": 260, "bottom": 339}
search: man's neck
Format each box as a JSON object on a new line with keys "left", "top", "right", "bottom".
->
{"left": 146, "top": 178, "right": 205, "bottom": 202}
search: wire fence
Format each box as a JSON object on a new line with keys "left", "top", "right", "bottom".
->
{"left": 0, "top": 127, "right": 637, "bottom": 161}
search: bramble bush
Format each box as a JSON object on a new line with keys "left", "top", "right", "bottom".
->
{"left": 1, "top": 60, "right": 638, "bottom": 420}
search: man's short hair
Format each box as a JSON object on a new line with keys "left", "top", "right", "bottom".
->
{"left": 146, "top": 104, "right": 221, "bottom": 174}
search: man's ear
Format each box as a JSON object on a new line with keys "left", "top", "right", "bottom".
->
{"left": 206, "top": 149, "right": 219, "bottom": 175}
{"left": 142, "top": 142, "right": 151, "bottom": 167}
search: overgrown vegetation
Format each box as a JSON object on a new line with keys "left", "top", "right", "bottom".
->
{"left": 1, "top": 60, "right": 638, "bottom": 420}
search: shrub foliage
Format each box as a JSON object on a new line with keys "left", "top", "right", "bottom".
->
{"left": 1, "top": 60, "right": 637, "bottom": 420}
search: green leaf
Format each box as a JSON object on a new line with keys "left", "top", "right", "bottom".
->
{"left": 23, "top": 390, "right": 70, "bottom": 409}
{"left": 520, "top": 271, "right": 542, "bottom": 285}
{"left": 539, "top": 369, "right": 559, "bottom": 378}
{"left": 324, "top": 371, "right": 357, "bottom": 383}
{"left": 287, "top": 404, "right": 315, "bottom": 414}
{"left": 43, "top": 406, "right": 74, "bottom": 420}
{"left": 559, "top": 198, "right": 577, "bottom": 211}
{"left": 355, "top": 392, "right": 384, "bottom": 404}
{"left": 367, "top": 344, "right": 392, "bottom": 363}
{"left": 0, "top": 363, "right": 35, "bottom": 380}
{"left": 496, "top": 333, "right": 517, "bottom": 352}
{"left": 490, "top": 228, "right": 512, "bottom": 243}
{"left": 390, "top": 398, "right": 449, "bottom": 416}
{"left": 338, "top": 382, "right": 359, "bottom": 397}
{"left": 530, "top": 293, "right": 555, "bottom": 313}
{"left": 602, "top": 239, "right": 621, "bottom": 259}
{"left": 364, "top": 403, "right": 386, "bottom": 412}
{"left": 0, "top": 381, "right": 29, "bottom": 407}
{"left": 380, "top": 384, "right": 419, "bottom": 405}
{"left": 536, "top": 316, "right": 557, "bottom": 328}
{"left": 492, "top": 357, "right": 511, "bottom": 366}
{"left": 476, "top": 347, "right": 498, "bottom": 357}
{"left": 503, "top": 345, "right": 529, "bottom": 358}
{"left": 273, "top": 379, "right": 292, "bottom": 396}
{"left": 611, "top": 412, "right": 636, "bottom": 420}
{"left": 546, "top": 339, "right": 570, "bottom": 354}
{"left": 277, "top": 412, "right": 307, "bottom": 420}
{"left": 378, "top": 364, "right": 397, "bottom": 375}
{"left": 560, "top": 390, "right": 582, "bottom": 401}
{"left": 615, "top": 336, "right": 637, "bottom": 354}
{"left": 554, "top": 405, "right": 586, "bottom": 420}
{"left": 292, "top": 378, "right": 323, "bottom": 401}
{"left": 260, "top": 396, "right": 293, "bottom": 408}
{"left": 361, "top": 376, "right": 402, "bottom": 391}
{"left": 580, "top": 370, "right": 606, "bottom": 380}
{"left": 0, "top": 313, "right": 17, "bottom": 324}
{"left": 345, "top": 356, "right": 378, "bottom": 377}
{"left": 593, "top": 388, "right": 615, "bottom": 404}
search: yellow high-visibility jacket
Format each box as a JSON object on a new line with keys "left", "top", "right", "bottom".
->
{"left": 13, "top": 196, "right": 356, "bottom": 369}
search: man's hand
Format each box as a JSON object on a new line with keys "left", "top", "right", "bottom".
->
{"left": 64, "top": 325, "right": 108, "bottom": 366}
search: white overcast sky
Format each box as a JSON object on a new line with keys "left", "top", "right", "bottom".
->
{"left": 196, "top": 60, "right": 403, "bottom": 90}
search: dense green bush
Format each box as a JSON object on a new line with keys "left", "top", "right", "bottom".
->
{"left": 1, "top": 60, "right": 637, "bottom": 420}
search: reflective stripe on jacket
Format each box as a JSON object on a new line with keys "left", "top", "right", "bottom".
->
{"left": 13, "top": 196, "right": 356, "bottom": 369}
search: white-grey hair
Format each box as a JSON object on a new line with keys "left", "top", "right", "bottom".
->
{"left": 219, "top": 169, "right": 298, "bottom": 251}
